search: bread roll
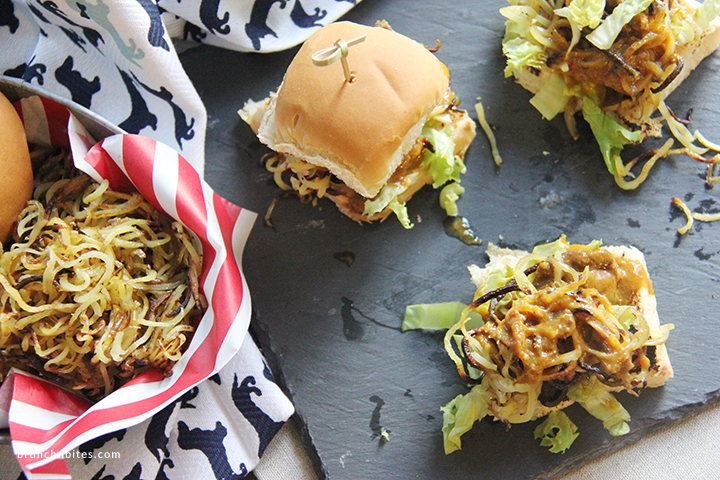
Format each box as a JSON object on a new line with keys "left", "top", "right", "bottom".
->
{"left": 257, "top": 21, "right": 451, "bottom": 199}
{"left": 0, "top": 92, "right": 33, "bottom": 243}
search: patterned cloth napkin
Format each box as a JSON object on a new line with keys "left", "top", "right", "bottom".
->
{"left": 0, "top": 0, "right": 359, "bottom": 478}
{"left": 0, "top": 0, "right": 358, "bottom": 174}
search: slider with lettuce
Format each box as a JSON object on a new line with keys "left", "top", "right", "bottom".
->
{"left": 240, "top": 21, "right": 476, "bottom": 228}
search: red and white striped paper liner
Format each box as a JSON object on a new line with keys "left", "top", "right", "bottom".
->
{"left": 2, "top": 96, "right": 257, "bottom": 478}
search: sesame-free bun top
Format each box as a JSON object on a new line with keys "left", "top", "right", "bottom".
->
{"left": 0, "top": 91, "right": 33, "bottom": 243}
{"left": 257, "top": 21, "right": 450, "bottom": 198}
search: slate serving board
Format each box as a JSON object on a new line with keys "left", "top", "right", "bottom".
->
{"left": 179, "top": 0, "right": 720, "bottom": 478}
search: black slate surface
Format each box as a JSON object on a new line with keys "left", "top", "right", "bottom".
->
{"left": 179, "top": 0, "right": 720, "bottom": 478}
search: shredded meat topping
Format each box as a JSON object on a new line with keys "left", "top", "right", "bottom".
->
{"left": 461, "top": 248, "right": 653, "bottom": 401}
{"left": 540, "top": 0, "right": 695, "bottom": 119}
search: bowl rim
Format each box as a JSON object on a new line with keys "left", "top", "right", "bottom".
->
{"left": 0, "top": 76, "right": 124, "bottom": 140}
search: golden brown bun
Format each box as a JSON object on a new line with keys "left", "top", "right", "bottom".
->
{"left": 257, "top": 21, "right": 450, "bottom": 199}
{"left": 513, "top": 0, "right": 720, "bottom": 127}
{"left": 0, "top": 92, "right": 33, "bottom": 243}
{"left": 470, "top": 243, "right": 673, "bottom": 421}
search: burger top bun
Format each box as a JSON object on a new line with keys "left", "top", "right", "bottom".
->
{"left": 257, "top": 21, "right": 450, "bottom": 199}
{"left": 0, "top": 91, "right": 34, "bottom": 243}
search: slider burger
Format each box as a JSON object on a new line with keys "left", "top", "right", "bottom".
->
{"left": 501, "top": 0, "right": 720, "bottom": 188}
{"left": 240, "top": 21, "right": 477, "bottom": 228}
{"left": 404, "top": 236, "right": 673, "bottom": 453}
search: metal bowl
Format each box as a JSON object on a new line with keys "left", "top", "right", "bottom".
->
{"left": 0, "top": 76, "right": 122, "bottom": 139}
{"left": 0, "top": 77, "right": 123, "bottom": 445}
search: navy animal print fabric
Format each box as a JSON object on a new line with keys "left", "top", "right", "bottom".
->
{"left": 0, "top": 0, "right": 357, "bottom": 175}
{"left": 68, "top": 334, "right": 294, "bottom": 479}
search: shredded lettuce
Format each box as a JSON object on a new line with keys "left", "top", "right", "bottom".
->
{"left": 555, "top": 0, "right": 605, "bottom": 29}
{"left": 695, "top": 0, "right": 720, "bottom": 31}
{"left": 554, "top": 0, "right": 606, "bottom": 54}
{"left": 587, "top": 0, "right": 654, "bottom": 50}
{"left": 532, "top": 236, "right": 601, "bottom": 257}
{"left": 501, "top": 35, "right": 545, "bottom": 77}
{"left": 531, "top": 236, "right": 570, "bottom": 258}
{"left": 441, "top": 385, "right": 491, "bottom": 454}
{"left": 363, "top": 171, "right": 420, "bottom": 229}
{"left": 581, "top": 96, "right": 642, "bottom": 175}
{"left": 387, "top": 197, "right": 413, "bottom": 229}
{"left": 402, "top": 302, "right": 484, "bottom": 332}
{"left": 422, "top": 122, "right": 466, "bottom": 189}
{"left": 402, "top": 302, "right": 468, "bottom": 331}
{"left": 363, "top": 114, "right": 464, "bottom": 229}
{"left": 364, "top": 181, "right": 409, "bottom": 216}
{"left": 499, "top": 5, "right": 546, "bottom": 76}
{"left": 533, "top": 411, "right": 580, "bottom": 453}
{"left": 529, "top": 74, "right": 570, "bottom": 121}
{"left": 439, "top": 182, "right": 465, "bottom": 217}
{"left": 567, "top": 376, "right": 631, "bottom": 436}
{"left": 476, "top": 263, "right": 515, "bottom": 297}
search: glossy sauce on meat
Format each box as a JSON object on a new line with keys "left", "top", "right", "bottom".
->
{"left": 465, "top": 248, "right": 652, "bottom": 396}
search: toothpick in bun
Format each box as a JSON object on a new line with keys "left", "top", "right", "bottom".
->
{"left": 240, "top": 21, "right": 476, "bottom": 228}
